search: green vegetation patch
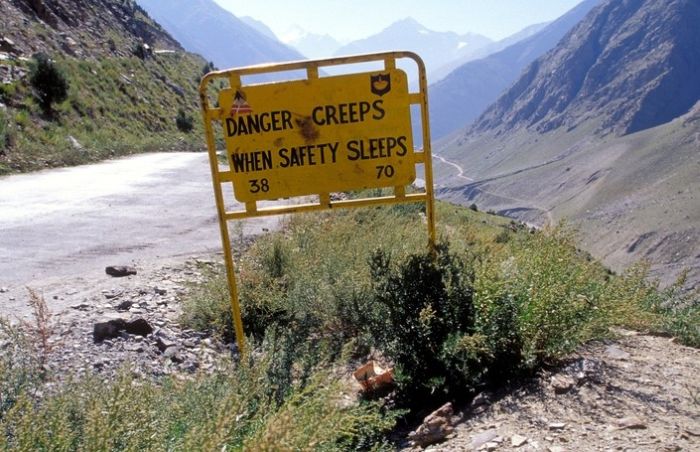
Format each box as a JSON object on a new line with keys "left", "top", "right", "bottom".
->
{"left": 0, "top": 51, "right": 206, "bottom": 174}
{"left": 1, "top": 201, "right": 696, "bottom": 449}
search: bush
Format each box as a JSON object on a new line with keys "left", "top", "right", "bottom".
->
{"left": 30, "top": 53, "right": 68, "bottom": 114}
{"left": 176, "top": 108, "right": 194, "bottom": 133}
{"left": 368, "top": 243, "right": 480, "bottom": 405}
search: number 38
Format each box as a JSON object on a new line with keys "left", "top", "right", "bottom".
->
{"left": 248, "top": 178, "right": 270, "bottom": 193}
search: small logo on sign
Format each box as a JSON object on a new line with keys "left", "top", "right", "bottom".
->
{"left": 231, "top": 90, "right": 253, "bottom": 115}
{"left": 370, "top": 73, "right": 391, "bottom": 96}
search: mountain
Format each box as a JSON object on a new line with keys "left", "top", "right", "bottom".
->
{"left": 438, "top": 0, "right": 700, "bottom": 288}
{"left": 427, "top": 0, "right": 600, "bottom": 140}
{"left": 240, "top": 16, "right": 278, "bottom": 42}
{"left": 137, "top": 0, "right": 304, "bottom": 69}
{"left": 281, "top": 26, "right": 342, "bottom": 59}
{"left": 474, "top": 0, "right": 700, "bottom": 136}
{"left": 0, "top": 0, "right": 207, "bottom": 174}
{"left": 333, "top": 18, "right": 492, "bottom": 77}
{"left": 431, "top": 21, "right": 549, "bottom": 83}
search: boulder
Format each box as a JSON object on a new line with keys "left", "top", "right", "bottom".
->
{"left": 408, "top": 402, "right": 455, "bottom": 447}
{"left": 105, "top": 265, "right": 137, "bottom": 277}
{"left": 124, "top": 318, "right": 153, "bottom": 336}
{"left": 93, "top": 319, "right": 127, "bottom": 342}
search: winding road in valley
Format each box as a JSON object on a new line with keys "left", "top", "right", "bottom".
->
{"left": 0, "top": 152, "right": 281, "bottom": 316}
{"left": 433, "top": 153, "right": 554, "bottom": 225}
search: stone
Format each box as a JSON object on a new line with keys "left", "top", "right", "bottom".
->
{"left": 471, "top": 429, "right": 499, "bottom": 449}
{"left": 181, "top": 360, "right": 200, "bottom": 373}
{"left": 408, "top": 402, "right": 455, "bottom": 447}
{"left": 105, "top": 266, "right": 137, "bottom": 277}
{"left": 613, "top": 416, "right": 646, "bottom": 430}
{"left": 548, "top": 447, "right": 566, "bottom": 452}
{"left": 605, "top": 345, "right": 631, "bottom": 360}
{"left": 154, "top": 287, "right": 167, "bottom": 295}
{"left": 156, "top": 335, "right": 177, "bottom": 353}
{"left": 548, "top": 422, "right": 567, "bottom": 430}
{"left": 164, "top": 346, "right": 184, "bottom": 363}
{"left": 551, "top": 374, "right": 576, "bottom": 394}
{"left": 511, "top": 434, "right": 528, "bottom": 447}
{"left": 93, "top": 319, "right": 127, "bottom": 343}
{"left": 0, "top": 287, "right": 8, "bottom": 293}
{"left": 115, "top": 300, "right": 133, "bottom": 311}
{"left": 67, "top": 135, "right": 82, "bottom": 150}
{"left": 471, "top": 392, "right": 491, "bottom": 407}
{"left": 685, "top": 427, "right": 700, "bottom": 437}
{"left": 124, "top": 318, "right": 153, "bottom": 337}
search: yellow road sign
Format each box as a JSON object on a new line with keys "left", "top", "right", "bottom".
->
{"left": 219, "top": 69, "right": 415, "bottom": 202}
{"left": 199, "top": 52, "right": 437, "bottom": 355}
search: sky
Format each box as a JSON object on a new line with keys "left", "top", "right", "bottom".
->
{"left": 213, "top": 0, "right": 584, "bottom": 42}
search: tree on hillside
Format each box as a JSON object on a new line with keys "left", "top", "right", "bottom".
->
{"left": 30, "top": 53, "right": 68, "bottom": 115}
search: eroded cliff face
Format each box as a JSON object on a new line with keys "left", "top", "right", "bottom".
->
{"left": 1, "top": 0, "right": 181, "bottom": 58}
{"left": 473, "top": 0, "right": 700, "bottom": 137}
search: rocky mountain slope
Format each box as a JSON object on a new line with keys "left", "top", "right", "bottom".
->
{"left": 137, "top": 0, "right": 304, "bottom": 69}
{"left": 427, "top": 0, "right": 599, "bottom": 140}
{"left": 474, "top": 0, "right": 700, "bottom": 136}
{"left": 438, "top": 0, "right": 700, "bottom": 288}
{"left": 0, "top": 0, "right": 207, "bottom": 173}
{"left": 0, "top": 0, "right": 182, "bottom": 58}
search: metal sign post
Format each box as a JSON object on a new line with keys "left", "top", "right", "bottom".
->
{"left": 199, "top": 52, "right": 436, "bottom": 355}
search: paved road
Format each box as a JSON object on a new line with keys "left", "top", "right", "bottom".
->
{"left": 0, "top": 152, "right": 281, "bottom": 315}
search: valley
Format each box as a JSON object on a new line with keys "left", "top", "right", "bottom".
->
{"left": 0, "top": 0, "right": 697, "bottom": 449}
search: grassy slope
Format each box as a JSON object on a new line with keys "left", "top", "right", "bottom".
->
{"left": 0, "top": 52, "right": 206, "bottom": 174}
{"left": 0, "top": 0, "right": 207, "bottom": 174}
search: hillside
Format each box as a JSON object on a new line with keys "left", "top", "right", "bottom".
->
{"left": 137, "top": 0, "right": 305, "bottom": 69}
{"left": 438, "top": 0, "right": 700, "bottom": 288}
{"left": 426, "top": 0, "right": 599, "bottom": 140}
{"left": 0, "top": 0, "right": 207, "bottom": 174}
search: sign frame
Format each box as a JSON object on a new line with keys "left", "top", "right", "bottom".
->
{"left": 199, "top": 52, "right": 437, "bottom": 354}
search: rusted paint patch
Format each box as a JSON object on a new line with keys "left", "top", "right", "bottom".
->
{"left": 295, "top": 116, "right": 320, "bottom": 143}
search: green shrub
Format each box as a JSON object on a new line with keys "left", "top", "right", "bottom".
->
{"left": 176, "top": 108, "right": 194, "bottom": 133}
{"left": 368, "top": 243, "right": 480, "bottom": 405}
{"left": 29, "top": 53, "right": 68, "bottom": 114}
{"left": 179, "top": 202, "right": 694, "bottom": 421}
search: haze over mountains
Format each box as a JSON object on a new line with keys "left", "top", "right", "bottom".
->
{"left": 333, "top": 17, "right": 492, "bottom": 76}
{"left": 280, "top": 26, "right": 342, "bottom": 60}
{"left": 427, "top": 0, "right": 600, "bottom": 140}
{"left": 137, "top": 0, "right": 303, "bottom": 69}
{"left": 438, "top": 0, "right": 700, "bottom": 287}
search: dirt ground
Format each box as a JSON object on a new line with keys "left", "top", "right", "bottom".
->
{"left": 412, "top": 331, "right": 699, "bottom": 451}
